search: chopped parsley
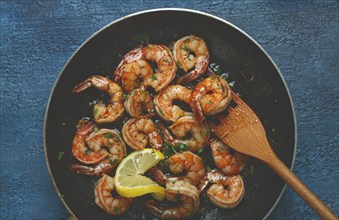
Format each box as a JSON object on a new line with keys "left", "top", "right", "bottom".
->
{"left": 84, "top": 149, "right": 91, "bottom": 155}
{"left": 93, "top": 108, "right": 99, "bottom": 117}
{"left": 163, "top": 142, "right": 176, "bottom": 157}
{"left": 151, "top": 149, "right": 156, "bottom": 157}
{"left": 122, "top": 93, "right": 128, "bottom": 101}
{"left": 209, "top": 100, "right": 213, "bottom": 105}
{"left": 213, "top": 65, "right": 222, "bottom": 75}
{"left": 176, "top": 143, "right": 189, "bottom": 151}
{"left": 135, "top": 35, "right": 149, "bottom": 45}
{"left": 58, "top": 151, "right": 64, "bottom": 160}
{"left": 113, "top": 206, "right": 119, "bottom": 213}
{"left": 109, "top": 159, "right": 119, "bottom": 165}
{"left": 197, "top": 148, "right": 204, "bottom": 154}
{"left": 104, "top": 133, "right": 114, "bottom": 139}
{"left": 132, "top": 79, "right": 142, "bottom": 89}
{"left": 182, "top": 45, "right": 193, "bottom": 54}
{"left": 150, "top": 74, "right": 157, "bottom": 80}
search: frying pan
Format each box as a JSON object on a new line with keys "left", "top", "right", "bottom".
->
{"left": 44, "top": 9, "right": 296, "bottom": 219}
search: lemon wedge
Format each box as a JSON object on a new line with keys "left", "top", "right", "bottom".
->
{"left": 115, "top": 149, "right": 165, "bottom": 200}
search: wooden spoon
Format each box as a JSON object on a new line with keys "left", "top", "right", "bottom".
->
{"left": 207, "top": 91, "right": 337, "bottom": 219}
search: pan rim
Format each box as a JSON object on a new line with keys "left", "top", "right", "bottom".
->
{"left": 43, "top": 8, "right": 297, "bottom": 219}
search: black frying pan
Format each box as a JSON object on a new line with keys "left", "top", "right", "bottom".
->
{"left": 44, "top": 9, "right": 296, "bottom": 219}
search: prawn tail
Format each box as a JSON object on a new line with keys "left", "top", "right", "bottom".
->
{"left": 155, "top": 121, "right": 177, "bottom": 146}
{"left": 144, "top": 200, "right": 170, "bottom": 219}
{"left": 112, "top": 69, "right": 122, "bottom": 83}
{"left": 148, "top": 167, "right": 168, "bottom": 186}
{"left": 145, "top": 104, "right": 156, "bottom": 118}
{"left": 72, "top": 78, "right": 92, "bottom": 93}
{"left": 148, "top": 131, "right": 163, "bottom": 150}
{"left": 198, "top": 176, "right": 210, "bottom": 194}
{"left": 190, "top": 87, "right": 205, "bottom": 122}
{"left": 70, "top": 163, "right": 114, "bottom": 176}
{"left": 176, "top": 69, "right": 200, "bottom": 85}
{"left": 144, "top": 200, "right": 181, "bottom": 219}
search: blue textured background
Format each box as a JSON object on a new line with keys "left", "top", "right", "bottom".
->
{"left": 0, "top": 0, "right": 338, "bottom": 219}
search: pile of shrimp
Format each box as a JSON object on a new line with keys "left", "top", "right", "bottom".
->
{"left": 69, "top": 35, "right": 249, "bottom": 218}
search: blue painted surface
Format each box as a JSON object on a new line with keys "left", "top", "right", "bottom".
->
{"left": 0, "top": 0, "right": 338, "bottom": 219}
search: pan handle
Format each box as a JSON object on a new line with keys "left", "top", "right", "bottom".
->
{"left": 268, "top": 153, "right": 337, "bottom": 220}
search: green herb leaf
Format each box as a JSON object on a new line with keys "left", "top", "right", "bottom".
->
{"left": 182, "top": 45, "right": 193, "bottom": 54}
{"left": 176, "top": 143, "right": 189, "bottom": 151}
{"left": 58, "top": 151, "right": 65, "bottom": 160}
{"left": 113, "top": 206, "right": 119, "bottom": 213}
{"left": 151, "top": 149, "right": 156, "bottom": 157}
{"left": 135, "top": 35, "right": 149, "bottom": 45}
{"left": 122, "top": 93, "right": 128, "bottom": 101}
{"left": 109, "top": 159, "right": 119, "bottom": 165}
{"left": 197, "top": 148, "right": 204, "bottom": 154}
{"left": 93, "top": 108, "right": 99, "bottom": 117}
{"left": 151, "top": 74, "right": 157, "bottom": 80}
{"left": 132, "top": 79, "right": 142, "bottom": 89}
{"left": 104, "top": 133, "right": 114, "bottom": 139}
{"left": 214, "top": 65, "right": 221, "bottom": 75}
{"left": 209, "top": 100, "right": 213, "bottom": 105}
{"left": 84, "top": 149, "right": 91, "bottom": 155}
{"left": 163, "top": 142, "right": 175, "bottom": 157}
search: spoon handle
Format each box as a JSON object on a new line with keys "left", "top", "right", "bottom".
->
{"left": 268, "top": 153, "right": 337, "bottom": 219}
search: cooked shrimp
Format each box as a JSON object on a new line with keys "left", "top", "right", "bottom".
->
{"left": 72, "top": 75, "right": 124, "bottom": 124}
{"left": 124, "top": 89, "right": 155, "bottom": 117}
{"left": 190, "top": 74, "right": 232, "bottom": 122}
{"left": 95, "top": 174, "right": 135, "bottom": 215}
{"left": 147, "top": 151, "right": 205, "bottom": 187}
{"left": 113, "top": 44, "right": 177, "bottom": 92}
{"left": 157, "top": 115, "right": 210, "bottom": 152}
{"left": 115, "top": 60, "right": 153, "bottom": 93}
{"left": 153, "top": 85, "right": 192, "bottom": 122}
{"left": 145, "top": 180, "right": 199, "bottom": 219}
{"left": 210, "top": 138, "right": 248, "bottom": 175}
{"left": 167, "top": 151, "right": 205, "bottom": 186}
{"left": 71, "top": 118, "right": 108, "bottom": 164}
{"left": 122, "top": 117, "right": 162, "bottom": 150}
{"left": 70, "top": 129, "right": 126, "bottom": 176}
{"left": 199, "top": 169, "right": 245, "bottom": 209}
{"left": 173, "top": 35, "right": 210, "bottom": 84}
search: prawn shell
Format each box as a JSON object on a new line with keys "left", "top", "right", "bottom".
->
{"left": 114, "top": 44, "right": 177, "bottom": 92}
{"left": 168, "top": 115, "right": 210, "bottom": 152}
{"left": 173, "top": 35, "right": 210, "bottom": 84}
{"left": 71, "top": 119, "right": 109, "bottom": 164}
{"left": 122, "top": 117, "right": 162, "bottom": 150}
{"left": 210, "top": 138, "right": 248, "bottom": 175}
{"left": 145, "top": 180, "right": 200, "bottom": 219}
{"left": 206, "top": 175, "right": 245, "bottom": 209}
{"left": 95, "top": 174, "right": 134, "bottom": 215}
{"left": 153, "top": 85, "right": 192, "bottom": 122}
{"left": 190, "top": 75, "right": 232, "bottom": 122}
